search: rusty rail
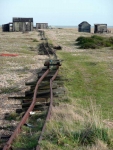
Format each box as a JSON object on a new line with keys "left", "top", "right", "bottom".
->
{"left": 43, "top": 43, "right": 51, "bottom": 58}
{"left": 48, "top": 44, "right": 57, "bottom": 59}
{"left": 3, "top": 69, "right": 50, "bottom": 150}
{"left": 36, "top": 67, "right": 59, "bottom": 150}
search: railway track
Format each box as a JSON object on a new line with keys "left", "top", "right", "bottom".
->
{"left": 1, "top": 30, "right": 64, "bottom": 150}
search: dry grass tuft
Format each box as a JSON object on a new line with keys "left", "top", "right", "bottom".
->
{"left": 51, "top": 103, "right": 84, "bottom": 123}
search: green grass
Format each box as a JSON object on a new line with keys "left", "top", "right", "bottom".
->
{"left": 32, "top": 38, "right": 39, "bottom": 42}
{"left": 19, "top": 48, "right": 36, "bottom": 54}
{"left": 76, "top": 35, "right": 113, "bottom": 49}
{"left": 12, "top": 133, "right": 39, "bottom": 149}
{"left": 39, "top": 50, "right": 113, "bottom": 150}
{"left": 77, "top": 124, "right": 110, "bottom": 146}
{"left": 58, "top": 52, "right": 113, "bottom": 119}
{"left": 5, "top": 112, "right": 20, "bottom": 121}
{"left": 12, "top": 112, "right": 47, "bottom": 149}
{"left": 40, "top": 121, "right": 113, "bottom": 150}
{"left": 0, "top": 86, "right": 21, "bottom": 94}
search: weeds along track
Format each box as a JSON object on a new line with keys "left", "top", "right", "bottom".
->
{"left": 1, "top": 30, "right": 64, "bottom": 150}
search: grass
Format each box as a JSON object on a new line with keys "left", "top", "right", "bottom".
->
{"left": 40, "top": 118, "right": 112, "bottom": 150}
{"left": 0, "top": 57, "right": 34, "bottom": 65}
{"left": 39, "top": 49, "right": 113, "bottom": 150}
{"left": 42, "top": 29, "right": 113, "bottom": 149}
{"left": 57, "top": 51, "right": 113, "bottom": 119}
{"left": 12, "top": 132, "right": 39, "bottom": 149}
{"left": 5, "top": 112, "right": 20, "bottom": 121}
{"left": 12, "top": 112, "right": 47, "bottom": 149}
{"left": 47, "top": 124, "right": 109, "bottom": 145}
{"left": 0, "top": 86, "right": 21, "bottom": 94}
{"left": 32, "top": 38, "right": 39, "bottom": 42}
{"left": 77, "top": 124, "right": 110, "bottom": 146}
{"left": 19, "top": 47, "right": 37, "bottom": 54}
{"left": 76, "top": 35, "right": 113, "bottom": 49}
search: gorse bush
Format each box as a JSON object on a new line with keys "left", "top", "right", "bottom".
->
{"left": 111, "top": 46, "right": 113, "bottom": 50}
{"left": 76, "top": 35, "right": 113, "bottom": 49}
{"left": 91, "top": 35, "right": 104, "bottom": 40}
{"left": 81, "top": 42, "right": 98, "bottom": 49}
{"left": 109, "top": 37, "right": 113, "bottom": 44}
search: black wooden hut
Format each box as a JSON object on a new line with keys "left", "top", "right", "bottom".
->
{"left": 2, "top": 23, "right": 13, "bottom": 32}
{"left": 78, "top": 21, "right": 91, "bottom": 33}
{"left": 2, "top": 23, "right": 10, "bottom": 32}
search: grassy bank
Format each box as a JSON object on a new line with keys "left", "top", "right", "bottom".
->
{"left": 40, "top": 48, "right": 113, "bottom": 149}
{"left": 58, "top": 51, "right": 113, "bottom": 119}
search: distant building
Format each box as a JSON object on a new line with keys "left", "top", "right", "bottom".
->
{"left": 78, "top": 21, "right": 91, "bottom": 33}
{"left": 94, "top": 24, "right": 107, "bottom": 33}
{"left": 2, "top": 23, "right": 10, "bottom": 32}
{"left": 2, "top": 17, "right": 33, "bottom": 32}
{"left": 13, "top": 17, "right": 33, "bottom": 32}
{"left": 36, "top": 23, "right": 48, "bottom": 30}
{"left": 2, "top": 23, "right": 13, "bottom": 32}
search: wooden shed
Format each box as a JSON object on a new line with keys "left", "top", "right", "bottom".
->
{"left": 94, "top": 24, "right": 107, "bottom": 33}
{"left": 78, "top": 21, "right": 91, "bottom": 33}
{"left": 36, "top": 23, "right": 48, "bottom": 30}
{"left": 2, "top": 23, "right": 10, "bottom": 32}
{"left": 2, "top": 23, "right": 13, "bottom": 32}
{"left": 13, "top": 17, "right": 33, "bottom": 32}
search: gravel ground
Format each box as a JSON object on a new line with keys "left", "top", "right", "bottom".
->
{"left": 0, "top": 28, "right": 48, "bottom": 136}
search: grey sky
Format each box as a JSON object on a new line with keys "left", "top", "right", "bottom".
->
{"left": 0, "top": 0, "right": 113, "bottom": 26}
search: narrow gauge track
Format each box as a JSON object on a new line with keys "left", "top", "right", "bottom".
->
{"left": 2, "top": 30, "right": 63, "bottom": 150}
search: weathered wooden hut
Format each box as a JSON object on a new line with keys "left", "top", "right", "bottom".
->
{"left": 2, "top": 23, "right": 10, "bottom": 32}
{"left": 2, "top": 23, "right": 13, "bottom": 32}
{"left": 94, "top": 24, "right": 107, "bottom": 33}
{"left": 36, "top": 23, "right": 48, "bottom": 30}
{"left": 78, "top": 21, "right": 91, "bottom": 33}
{"left": 13, "top": 17, "right": 33, "bottom": 32}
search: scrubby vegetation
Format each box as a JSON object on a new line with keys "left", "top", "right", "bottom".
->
{"left": 76, "top": 35, "right": 113, "bottom": 49}
{"left": 32, "top": 38, "right": 39, "bottom": 42}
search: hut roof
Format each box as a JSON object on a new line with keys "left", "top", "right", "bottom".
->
{"left": 94, "top": 24, "right": 107, "bottom": 25}
{"left": 13, "top": 17, "right": 33, "bottom": 22}
{"left": 36, "top": 23, "right": 48, "bottom": 24}
{"left": 78, "top": 21, "right": 91, "bottom": 26}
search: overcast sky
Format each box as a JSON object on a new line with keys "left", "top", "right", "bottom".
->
{"left": 0, "top": 0, "right": 113, "bottom": 26}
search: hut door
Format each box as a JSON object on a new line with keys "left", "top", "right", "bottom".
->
{"left": 37, "top": 24, "right": 41, "bottom": 29}
{"left": 26, "top": 22, "right": 28, "bottom": 31}
{"left": 95, "top": 25, "right": 97, "bottom": 33}
{"left": 26, "top": 22, "right": 31, "bottom": 31}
